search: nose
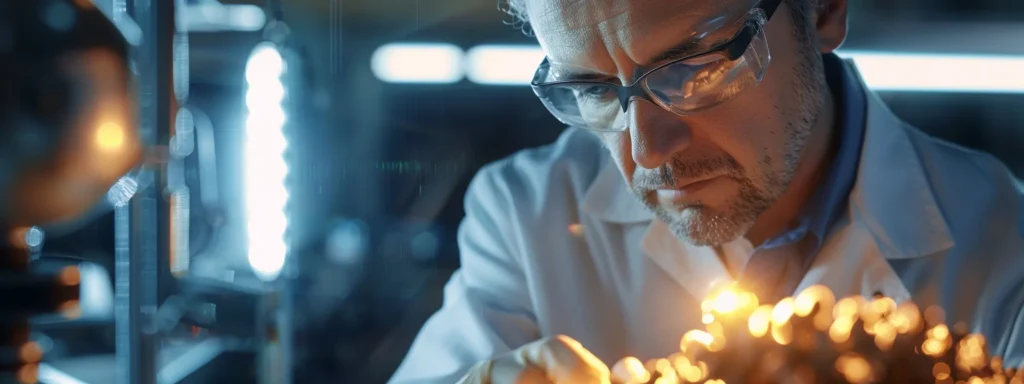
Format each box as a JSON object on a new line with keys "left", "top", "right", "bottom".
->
{"left": 628, "top": 99, "right": 692, "bottom": 170}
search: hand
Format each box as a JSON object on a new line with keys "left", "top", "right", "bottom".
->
{"left": 458, "top": 335, "right": 612, "bottom": 384}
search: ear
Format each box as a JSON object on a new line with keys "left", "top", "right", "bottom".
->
{"left": 813, "top": 0, "right": 849, "bottom": 53}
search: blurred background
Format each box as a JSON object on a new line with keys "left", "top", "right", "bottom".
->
{"left": 20, "top": 0, "right": 1024, "bottom": 383}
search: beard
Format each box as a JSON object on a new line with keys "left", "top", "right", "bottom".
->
{"left": 631, "top": 34, "right": 827, "bottom": 247}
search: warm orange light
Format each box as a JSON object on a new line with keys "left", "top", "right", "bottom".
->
{"left": 834, "top": 297, "right": 862, "bottom": 318}
{"left": 929, "top": 324, "right": 950, "bottom": 340}
{"left": 671, "top": 354, "right": 691, "bottom": 374}
{"left": 58, "top": 266, "right": 81, "bottom": 286}
{"left": 617, "top": 356, "right": 651, "bottom": 384}
{"left": 771, "top": 298, "right": 795, "bottom": 325}
{"left": 829, "top": 316, "right": 854, "bottom": 344}
{"left": 59, "top": 300, "right": 82, "bottom": 319}
{"left": 771, "top": 321, "right": 794, "bottom": 345}
{"left": 702, "top": 284, "right": 749, "bottom": 316}
{"left": 681, "top": 330, "right": 715, "bottom": 351}
{"left": 933, "top": 362, "right": 951, "bottom": 380}
{"left": 17, "top": 364, "right": 38, "bottom": 384}
{"left": 794, "top": 285, "right": 835, "bottom": 318}
{"left": 96, "top": 121, "right": 125, "bottom": 151}
{"left": 872, "top": 322, "right": 897, "bottom": 351}
{"left": 748, "top": 305, "right": 773, "bottom": 337}
{"left": 682, "top": 364, "right": 703, "bottom": 382}
{"left": 650, "top": 358, "right": 678, "bottom": 383}
{"left": 567, "top": 223, "right": 584, "bottom": 237}
{"left": 870, "top": 297, "right": 897, "bottom": 315}
{"left": 19, "top": 342, "right": 42, "bottom": 363}
{"left": 835, "top": 354, "right": 872, "bottom": 384}
{"left": 702, "top": 313, "right": 715, "bottom": 325}
{"left": 922, "top": 338, "right": 949, "bottom": 358}
{"left": 957, "top": 335, "right": 988, "bottom": 371}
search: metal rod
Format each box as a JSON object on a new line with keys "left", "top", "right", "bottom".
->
{"left": 115, "top": 0, "right": 175, "bottom": 382}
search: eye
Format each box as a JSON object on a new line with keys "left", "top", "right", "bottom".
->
{"left": 581, "top": 84, "right": 612, "bottom": 97}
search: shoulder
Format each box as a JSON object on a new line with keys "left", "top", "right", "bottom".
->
{"left": 901, "top": 123, "right": 1024, "bottom": 240}
{"left": 469, "top": 127, "right": 607, "bottom": 208}
{"left": 903, "top": 124, "right": 1022, "bottom": 203}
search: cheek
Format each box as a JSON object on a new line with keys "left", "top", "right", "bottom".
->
{"left": 596, "top": 131, "right": 636, "bottom": 183}
{"left": 687, "top": 7, "right": 807, "bottom": 171}
{"left": 685, "top": 74, "right": 789, "bottom": 174}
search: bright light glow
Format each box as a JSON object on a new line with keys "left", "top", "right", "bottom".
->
{"left": 838, "top": 51, "right": 1024, "bottom": 93}
{"left": 465, "top": 45, "right": 545, "bottom": 85}
{"left": 182, "top": 3, "right": 267, "bottom": 32}
{"left": 38, "top": 364, "right": 88, "bottom": 384}
{"left": 95, "top": 122, "right": 125, "bottom": 151}
{"left": 244, "top": 42, "right": 290, "bottom": 281}
{"left": 370, "top": 43, "right": 463, "bottom": 84}
{"left": 448, "top": 44, "right": 1024, "bottom": 93}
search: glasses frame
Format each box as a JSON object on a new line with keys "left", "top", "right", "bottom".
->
{"left": 530, "top": 0, "right": 783, "bottom": 116}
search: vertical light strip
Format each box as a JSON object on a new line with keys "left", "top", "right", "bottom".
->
{"left": 244, "top": 42, "right": 290, "bottom": 281}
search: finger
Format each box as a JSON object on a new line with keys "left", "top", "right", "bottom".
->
{"left": 490, "top": 356, "right": 554, "bottom": 384}
{"left": 518, "top": 335, "right": 611, "bottom": 383}
{"left": 458, "top": 360, "right": 494, "bottom": 384}
{"left": 610, "top": 356, "right": 651, "bottom": 384}
{"left": 517, "top": 364, "right": 556, "bottom": 384}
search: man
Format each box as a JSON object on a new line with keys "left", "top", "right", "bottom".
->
{"left": 391, "top": 0, "right": 1024, "bottom": 382}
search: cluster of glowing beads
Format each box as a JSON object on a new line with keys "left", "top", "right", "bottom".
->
{"left": 610, "top": 285, "right": 1024, "bottom": 384}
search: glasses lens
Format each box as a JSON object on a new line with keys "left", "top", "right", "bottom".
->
{"left": 645, "top": 21, "right": 770, "bottom": 113}
{"left": 534, "top": 83, "right": 628, "bottom": 131}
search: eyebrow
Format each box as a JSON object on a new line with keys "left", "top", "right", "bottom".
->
{"left": 644, "top": 38, "right": 706, "bottom": 68}
{"left": 551, "top": 36, "right": 707, "bottom": 82}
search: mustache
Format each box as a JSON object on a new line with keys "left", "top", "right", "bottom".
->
{"left": 633, "top": 156, "right": 740, "bottom": 190}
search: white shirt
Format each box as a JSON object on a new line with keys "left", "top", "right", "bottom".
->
{"left": 389, "top": 61, "right": 1024, "bottom": 383}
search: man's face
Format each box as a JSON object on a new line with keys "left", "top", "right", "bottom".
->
{"left": 526, "top": 0, "right": 828, "bottom": 246}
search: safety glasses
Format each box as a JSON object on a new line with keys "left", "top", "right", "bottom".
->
{"left": 531, "top": 0, "right": 783, "bottom": 132}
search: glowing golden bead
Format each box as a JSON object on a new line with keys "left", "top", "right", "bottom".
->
{"left": 835, "top": 354, "right": 872, "bottom": 384}
{"left": 829, "top": 316, "right": 854, "bottom": 344}
{"left": 934, "top": 362, "right": 951, "bottom": 380}
{"left": 748, "top": 305, "right": 773, "bottom": 338}
{"left": 834, "top": 297, "right": 862, "bottom": 319}
{"left": 771, "top": 298, "right": 796, "bottom": 325}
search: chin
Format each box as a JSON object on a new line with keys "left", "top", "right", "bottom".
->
{"left": 662, "top": 206, "right": 750, "bottom": 247}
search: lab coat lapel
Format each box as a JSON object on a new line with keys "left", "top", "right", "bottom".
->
{"left": 580, "top": 157, "right": 731, "bottom": 299}
{"left": 794, "top": 214, "right": 915, "bottom": 302}
{"left": 639, "top": 219, "right": 735, "bottom": 300}
{"left": 846, "top": 61, "right": 955, "bottom": 260}
{"left": 796, "top": 61, "right": 955, "bottom": 300}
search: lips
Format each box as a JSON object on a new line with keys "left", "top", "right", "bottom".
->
{"left": 655, "top": 176, "right": 721, "bottom": 202}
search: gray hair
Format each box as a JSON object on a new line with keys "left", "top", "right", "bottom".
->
{"left": 499, "top": 0, "right": 820, "bottom": 40}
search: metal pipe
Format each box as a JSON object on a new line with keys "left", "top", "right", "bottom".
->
{"left": 115, "top": 0, "right": 176, "bottom": 382}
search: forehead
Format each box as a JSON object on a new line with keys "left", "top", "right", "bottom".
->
{"left": 526, "top": 0, "right": 757, "bottom": 72}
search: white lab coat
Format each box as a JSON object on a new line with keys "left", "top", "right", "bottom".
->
{"left": 389, "top": 61, "right": 1024, "bottom": 383}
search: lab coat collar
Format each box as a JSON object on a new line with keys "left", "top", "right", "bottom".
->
{"left": 580, "top": 59, "right": 953, "bottom": 264}
{"left": 845, "top": 59, "right": 955, "bottom": 259}
{"left": 579, "top": 156, "right": 655, "bottom": 223}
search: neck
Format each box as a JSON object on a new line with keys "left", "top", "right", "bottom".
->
{"left": 746, "top": 90, "right": 838, "bottom": 247}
